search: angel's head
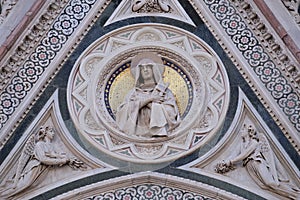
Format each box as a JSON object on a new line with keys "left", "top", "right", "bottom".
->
{"left": 247, "top": 125, "right": 259, "bottom": 141}
{"left": 37, "top": 126, "right": 55, "bottom": 141}
{"left": 45, "top": 126, "right": 54, "bottom": 140}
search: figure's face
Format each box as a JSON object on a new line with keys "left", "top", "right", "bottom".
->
{"left": 247, "top": 126, "right": 255, "bottom": 137}
{"left": 46, "top": 128, "right": 55, "bottom": 140}
{"left": 140, "top": 64, "right": 154, "bottom": 81}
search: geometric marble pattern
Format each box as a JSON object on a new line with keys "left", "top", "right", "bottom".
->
{"left": 1, "top": 0, "right": 298, "bottom": 148}
{"left": 0, "top": 0, "right": 97, "bottom": 130}
{"left": 0, "top": 1, "right": 299, "bottom": 199}
{"left": 203, "top": 0, "right": 300, "bottom": 132}
{"left": 87, "top": 184, "right": 213, "bottom": 200}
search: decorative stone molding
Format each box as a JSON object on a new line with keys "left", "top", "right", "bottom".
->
{"left": 104, "top": 0, "right": 195, "bottom": 27}
{"left": 67, "top": 24, "right": 230, "bottom": 163}
{"left": 0, "top": 0, "right": 112, "bottom": 149}
{"left": 232, "top": 0, "right": 300, "bottom": 91}
{"left": 181, "top": 88, "right": 300, "bottom": 200}
{"left": 0, "top": 0, "right": 67, "bottom": 92}
{"left": 188, "top": 0, "right": 300, "bottom": 152}
{"left": 52, "top": 172, "right": 247, "bottom": 200}
{"left": 0, "top": 90, "right": 115, "bottom": 200}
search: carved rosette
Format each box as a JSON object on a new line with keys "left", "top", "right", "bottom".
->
{"left": 67, "top": 24, "right": 230, "bottom": 163}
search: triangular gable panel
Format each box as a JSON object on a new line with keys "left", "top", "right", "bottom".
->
{"left": 104, "top": 0, "right": 196, "bottom": 27}
{"left": 0, "top": 0, "right": 299, "bottom": 199}
{"left": 181, "top": 88, "right": 300, "bottom": 200}
{"left": 0, "top": 90, "right": 114, "bottom": 199}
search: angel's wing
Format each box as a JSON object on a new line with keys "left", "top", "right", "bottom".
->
{"left": 258, "top": 133, "right": 278, "bottom": 181}
{"left": 13, "top": 134, "right": 36, "bottom": 184}
{"left": 258, "top": 133, "right": 270, "bottom": 154}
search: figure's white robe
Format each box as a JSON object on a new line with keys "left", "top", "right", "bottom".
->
{"left": 116, "top": 85, "right": 181, "bottom": 137}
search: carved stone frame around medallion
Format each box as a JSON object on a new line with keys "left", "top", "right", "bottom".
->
{"left": 67, "top": 23, "right": 230, "bottom": 163}
{"left": 94, "top": 46, "right": 204, "bottom": 142}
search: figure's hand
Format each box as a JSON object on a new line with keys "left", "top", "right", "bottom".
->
{"left": 142, "top": 95, "right": 162, "bottom": 108}
{"left": 150, "top": 93, "right": 164, "bottom": 103}
{"left": 67, "top": 157, "right": 87, "bottom": 170}
{"left": 215, "top": 160, "right": 235, "bottom": 174}
{"left": 225, "top": 160, "right": 232, "bottom": 167}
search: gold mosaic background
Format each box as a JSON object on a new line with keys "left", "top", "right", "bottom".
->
{"left": 109, "top": 66, "right": 189, "bottom": 116}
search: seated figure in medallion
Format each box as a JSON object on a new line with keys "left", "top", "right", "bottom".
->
{"left": 116, "top": 53, "right": 181, "bottom": 137}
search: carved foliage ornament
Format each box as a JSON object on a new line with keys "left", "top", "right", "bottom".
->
{"left": 67, "top": 24, "right": 230, "bottom": 163}
{"left": 132, "top": 0, "right": 171, "bottom": 13}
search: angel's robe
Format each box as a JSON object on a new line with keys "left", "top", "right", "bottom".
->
{"left": 238, "top": 135, "right": 300, "bottom": 199}
{"left": 2, "top": 140, "right": 67, "bottom": 197}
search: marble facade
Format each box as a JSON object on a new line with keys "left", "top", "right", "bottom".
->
{"left": 0, "top": 0, "right": 299, "bottom": 199}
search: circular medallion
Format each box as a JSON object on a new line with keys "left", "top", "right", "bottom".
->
{"left": 67, "top": 24, "right": 230, "bottom": 163}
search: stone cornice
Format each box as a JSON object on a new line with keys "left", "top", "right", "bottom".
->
{"left": 237, "top": 0, "right": 300, "bottom": 94}
{"left": 188, "top": 0, "right": 300, "bottom": 152}
{"left": 0, "top": 0, "right": 112, "bottom": 149}
{"left": 0, "top": 0, "right": 68, "bottom": 92}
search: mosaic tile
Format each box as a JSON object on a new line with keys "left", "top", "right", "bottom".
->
{"left": 86, "top": 184, "right": 213, "bottom": 200}
{"left": 204, "top": 0, "right": 300, "bottom": 131}
{"left": 0, "top": 0, "right": 97, "bottom": 129}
